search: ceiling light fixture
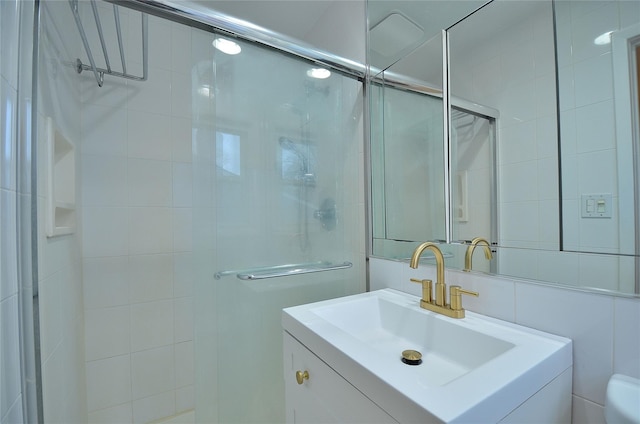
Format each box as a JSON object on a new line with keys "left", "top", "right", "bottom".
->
{"left": 212, "top": 38, "right": 241, "bottom": 55}
{"left": 594, "top": 31, "right": 613, "bottom": 46}
{"left": 306, "top": 68, "right": 331, "bottom": 79}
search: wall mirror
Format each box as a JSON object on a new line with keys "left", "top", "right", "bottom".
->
{"left": 368, "top": 0, "right": 640, "bottom": 295}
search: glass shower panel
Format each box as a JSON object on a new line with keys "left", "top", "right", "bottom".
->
{"left": 379, "top": 87, "right": 445, "bottom": 242}
{"left": 449, "top": 108, "right": 496, "bottom": 273}
{"left": 450, "top": 109, "right": 494, "bottom": 241}
{"left": 192, "top": 32, "right": 365, "bottom": 423}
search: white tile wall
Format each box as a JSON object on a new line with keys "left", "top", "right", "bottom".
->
{"left": 86, "top": 355, "right": 132, "bottom": 412}
{"left": 128, "top": 208, "right": 173, "bottom": 254}
{"left": 130, "top": 301, "right": 174, "bottom": 352}
{"left": 369, "top": 257, "right": 640, "bottom": 423}
{"left": 36, "top": 1, "right": 88, "bottom": 422}
{"left": 82, "top": 257, "right": 130, "bottom": 309}
{"left": 132, "top": 391, "right": 176, "bottom": 424}
{"left": 82, "top": 207, "right": 130, "bottom": 257}
{"left": 516, "top": 284, "right": 614, "bottom": 404}
{"left": 80, "top": 10, "right": 195, "bottom": 422}
{"left": 84, "top": 306, "right": 131, "bottom": 361}
{"left": 131, "top": 346, "right": 176, "bottom": 399}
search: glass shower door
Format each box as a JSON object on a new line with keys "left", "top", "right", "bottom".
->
{"left": 192, "top": 31, "right": 365, "bottom": 423}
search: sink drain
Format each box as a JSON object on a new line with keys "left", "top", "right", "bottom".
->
{"left": 401, "top": 349, "right": 422, "bottom": 366}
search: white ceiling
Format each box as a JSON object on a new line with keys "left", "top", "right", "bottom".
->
{"left": 190, "top": 0, "right": 336, "bottom": 41}
{"left": 185, "top": 0, "right": 545, "bottom": 77}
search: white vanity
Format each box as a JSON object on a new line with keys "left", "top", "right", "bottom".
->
{"left": 282, "top": 289, "right": 573, "bottom": 423}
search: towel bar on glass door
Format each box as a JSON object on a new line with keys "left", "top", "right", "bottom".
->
{"left": 214, "top": 261, "right": 353, "bottom": 280}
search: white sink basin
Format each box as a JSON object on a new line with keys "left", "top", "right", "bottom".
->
{"left": 283, "top": 289, "right": 572, "bottom": 423}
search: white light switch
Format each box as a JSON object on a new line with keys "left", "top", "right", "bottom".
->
{"left": 581, "top": 193, "right": 612, "bottom": 218}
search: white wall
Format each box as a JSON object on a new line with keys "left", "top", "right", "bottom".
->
{"left": 0, "top": 0, "right": 27, "bottom": 421}
{"left": 79, "top": 6, "right": 195, "bottom": 422}
{"left": 36, "top": 1, "right": 88, "bottom": 422}
{"left": 370, "top": 257, "right": 640, "bottom": 424}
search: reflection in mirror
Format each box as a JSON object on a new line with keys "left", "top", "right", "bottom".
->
{"left": 370, "top": 82, "right": 446, "bottom": 259}
{"left": 370, "top": 28, "right": 447, "bottom": 260}
{"left": 449, "top": 0, "right": 559, "bottom": 252}
{"left": 368, "top": 0, "right": 488, "bottom": 74}
{"left": 556, "top": 0, "right": 639, "bottom": 259}
{"left": 450, "top": 106, "right": 497, "bottom": 275}
{"left": 368, "top": 0, "right": 640, "bottom": 295}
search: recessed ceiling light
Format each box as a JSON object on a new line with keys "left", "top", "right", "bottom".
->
{"left": 594, "top": 31, "right": 613, "bottom": 46}
{"left": 212, "top": 38, "right": 241, "bottom": 55}
{"left": 306, "top": 68, "right": 331, "bottom": 79}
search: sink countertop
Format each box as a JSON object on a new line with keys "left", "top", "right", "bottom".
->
{"left": 283, "top": 288, "right": 573, "bottom": 423}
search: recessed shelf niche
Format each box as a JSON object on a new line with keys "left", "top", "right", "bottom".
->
{"left": 46, "top": 117, "right": 76, "bottom": 237}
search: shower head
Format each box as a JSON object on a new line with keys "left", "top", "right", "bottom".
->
{"left": 279, "top": 136, "right": 315, "bottom": 185}
{"left": 279, "top": 136, "right": 309, "bottom": 169}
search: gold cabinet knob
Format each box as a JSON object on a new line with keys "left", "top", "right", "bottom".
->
{"left": 295, "top": 370, "right": 309, "bottom": 385}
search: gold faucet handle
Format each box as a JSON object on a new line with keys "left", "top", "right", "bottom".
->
{"left": 449, "top": 285, "right": 479, "bottom": 311}
{"left": 410, "top": 278, "right": 432, "bottom": 303}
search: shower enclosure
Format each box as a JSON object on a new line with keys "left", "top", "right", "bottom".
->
{"left": 31, "top": 1, "right": 365, "bottom": 422}
{"left": 192, "top": 32, "right": 365, "bottom": 423}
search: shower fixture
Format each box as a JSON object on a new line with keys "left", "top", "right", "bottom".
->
{"left": 279, "top": 136, "right": 316, "bottom": 185}
{"left": 314, "top": 198, "right": 337, "bottom": 231}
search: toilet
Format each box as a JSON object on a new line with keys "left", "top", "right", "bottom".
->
{"left": 605, "top": 374, "right": 640, "bottom": 424}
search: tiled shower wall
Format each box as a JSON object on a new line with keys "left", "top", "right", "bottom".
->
{"left": 79, "top": 7, "right": 195, "bottom": 423}
{"left": 36, "top": 1, "right": 87, "bottom": 422}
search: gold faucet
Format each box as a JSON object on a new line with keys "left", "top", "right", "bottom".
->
{"left": 409, "top": 241, "right": 478, "bottom": 318}
{"left": 464, "top": 237, "right": 493, "bottom": 272}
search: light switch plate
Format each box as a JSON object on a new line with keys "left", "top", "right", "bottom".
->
{"left": 581, "top": 193, "right": 612, "bottom": 218}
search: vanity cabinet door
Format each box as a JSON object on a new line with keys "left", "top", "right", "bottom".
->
{"left": 283, "top": 332, "right": 398, "bottom": 424}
